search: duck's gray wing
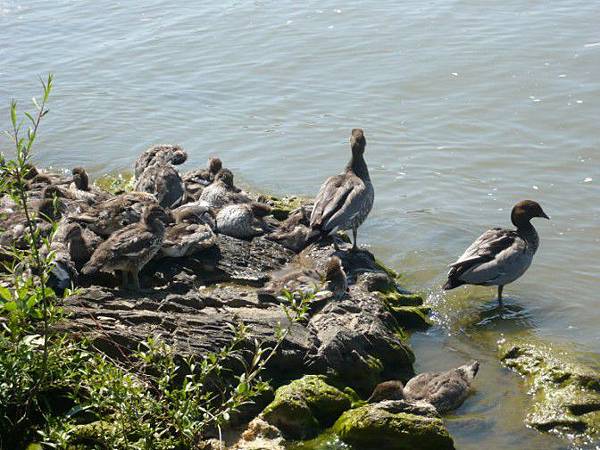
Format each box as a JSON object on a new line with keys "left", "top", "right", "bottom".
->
{"left": 310, "top": 173, "right": 364, "bottom": 232}
{"left": 448, "top": 228, "right": 518, "bottom": 277}
{"left": 403, "top": 372, "right": 438, "bottom": 401}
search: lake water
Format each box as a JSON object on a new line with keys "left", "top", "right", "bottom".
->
{"left": 2, "top": 1, "right": 599, "bottom": 448}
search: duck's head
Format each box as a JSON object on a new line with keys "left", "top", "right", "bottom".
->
{"left": 42, "top": 185, "right": 64, "bottom": 199}
{"left": 324, "top": 256, "right": 345, "bottom": 281}
{"left": 64, "top": 222, "right": 84, "bottom": 242}
{"left": 72, "top": 167, "right": 89, "bottom": 191}
{"left": 367, "top": 380, "right": 405, "bottom": 403}
{"left": 511, "top": 200, "right": 550, "bottom": 228}
{"left": 208, "top": 157, "right": 223, "bottom": 175}
{"left": 458, "top": 360, "right": 480, "bottom": 383}
{"left": 23, "top": 163, "right": 39, "bottom": 180}
{"left": 174, "top": 204, "right": 216, "bottom": 226}
{"left": 170, "top": 145, "right": 188, "bottom": 166}
{"left": 350, "top": 128, "right": 366, "bottom": 154}
{"left": 215, "top": 168, "right": 235, "bottom": 187}
{"left": 143, "top": 205, "right": 170, "bottom": 227}
{"left": 250, "top": 202, "right": 272, "bottom": 218}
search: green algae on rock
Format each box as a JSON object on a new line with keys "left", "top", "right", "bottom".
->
{"left": 94, "top": 171, "right": 135, "bottom": 194}
{"left": 259, "top": 195, "right": 309, "bottom": 221}
{"left": 261, "top": 375, "right": 353, "bottom": 440}
{"left": 332, "top": 401, "right": 455, "bottom": 450}
{"left": 388, "top": 305, "right": 433, "bottom": 330}
{"left": 498, "top": 336, "right": 600, "bottom": 437}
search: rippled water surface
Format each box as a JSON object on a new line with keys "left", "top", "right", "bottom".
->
{"left": 2, "top": 1, "right": 600, "bottom": 448}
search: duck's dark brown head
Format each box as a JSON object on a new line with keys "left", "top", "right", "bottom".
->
{"left": 208, "top": 157, "right": 223, "bottom": 175}
{"left": 23, "top": 163, "right": 39, "bottom": 180}
{"left": 143, "top": 205, "right": 169, "bottom": 229}
{"left": 64, "top": 222, "right": 84, "bottom": 242}
{"left": 250, "top": 202, "right": 272, "bottom": 218}
{"left": 367, "top": 380, "right": 404, "bottom": 403}
{"left": 72, "top": 167, "right": 89, "bottom": 191}
{"left": 350, "top": 128, "right": 366, "bottom": 154}
{"left": 42, "top": 185, "right": 64, "bottom": 199}
{"left": 215, "top": 168, "right": 235, "bottom": 187}
{"left": 511, "top": 200, "right": 549, "bottom": 228}
{"left": 170, "top": 146, "right": 188, "bottom": 166}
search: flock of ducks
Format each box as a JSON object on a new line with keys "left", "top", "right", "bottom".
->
{"left": 0, "top": 128, "right": 551, "bottom": 415}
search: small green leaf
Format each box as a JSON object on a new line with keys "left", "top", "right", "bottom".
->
{"left": 0, "top": 286, "right": 11, "bottom": 300}
{"left": 3, "top": 300, "right": 17, "bottom": 311}
{"left": 10, "top": 100, "right": 17, "bottom": 129}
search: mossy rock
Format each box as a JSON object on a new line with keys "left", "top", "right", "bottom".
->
{"left": 379, "top": 291, "right": 424, "bottom": 307}
{"left": 69, "top": 420, "right": 116, "bottom": 446}
{"left": 499, "top": 337, "right": 600, "bottom": 437}
{"left": 333, "top": 403, "right": 455, "bottom": 450}
{"left": 389, "top": 306, "right": 433, "bottom": 330}
{"left": 94, "top": 171, "right": 135, "bottom": 194}
{"left": 261, "top": 195, "right": 308, "bottom": 221}
{"left": 373, "top": 257, "right": 400, "bottom": 280}
{"left": 262, "top": 375, "right": 353, "bottom": 440}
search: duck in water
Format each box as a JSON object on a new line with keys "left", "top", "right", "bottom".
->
{"left": 82, "top": 205, "right": 169, "bottom": 290}
{"left": 443, "top": 200, "right": 549, "bottom": 305}
{"left": 309, "top": 129, "right": 374, "bottom": 251}
{"left": 368, "top": 361, "right": 480, "bottom": 414}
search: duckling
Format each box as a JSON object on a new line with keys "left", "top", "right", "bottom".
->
{"left": 134, "top": 163, "right": 185, "bottom": 209}
{"left": 309, "top": 129, "right": 374, "bottom": 251}
{"left": 402, "top": 361, "right": 480, "bottom": 414}
{"left": 443, "top": 200, "right": 549, "bottom": 305}
{"left": 257, "top": 256, "right": 347, "bottom": 302}
{"left": 134, "top": 144, "right": 188, "bottom": 178}
{"left": 183, "top": 157, "right": 223, "bottom": 198}
{"left": 266, "top": 206, "right": 311, "bottom": 252}
{"left": 160, "top": 205, "right": 217, "bottom": 258}
{"left": 72, "top": 192, "right": 158, "bottom": 237}
{"left": 82, "top": 205, "right": 169, "bottom": 290}
{"left": 170, "top": 203, "right": 217, "bottom": 230}
{"left": 69, "top": 167, "right": 110, "bottom": 204}
{"left": 216, "top": 202, "right": 271, "bottom": 239}
{"left": 62, "top": 222, "right": 102, "bottom": 270}
{"left": 198, "top": 169, "right": 250, "bottom": 209}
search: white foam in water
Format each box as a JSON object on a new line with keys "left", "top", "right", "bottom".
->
{"left": 584, "top": 177, "right": 593, "bottom": 183}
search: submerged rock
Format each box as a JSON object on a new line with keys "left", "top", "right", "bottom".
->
{"left": 499, "top": 337, "right": 600, "bottom": 437}
{"left": 332, "top": 400, "right": 455, "bottom": 450}
{"left": 261, "top": 375, "right": 352, "bottom": 440}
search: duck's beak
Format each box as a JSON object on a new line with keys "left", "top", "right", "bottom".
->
{"left": 540, "top": 211, "right": 550, "bottom": 220}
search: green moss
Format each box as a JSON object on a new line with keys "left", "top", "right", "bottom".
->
{"left": 499, "top": 337, "right": 600, "bottom": 437}
{"left": 263, "top": 195, "right": 308, "bottom": 221}
{"left": 389, "top": 306, "right": 433, "bottom": 330}
{"left": 262, "top": 375, "right": 352, "bottom": 440}
{"left": 94, "top": 171, "right": 135, "bottom": 194}
{"left": 69, "top": 420, "right": 115, "bottom": 446}
{"left": 379, "top": 291, "right": 424, "bottom": 307}
{"left": 373, "top": 258, "right": 399, "bottom": 280}
{"left": 333, "top": 404, "right": 454, "bottom": 450}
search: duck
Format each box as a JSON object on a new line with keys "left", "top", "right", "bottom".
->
{"left": 160, "top": 205, "right": 217, "bottom": 258}
{"left": 367, "top": 361, "right": 480, "bottom": 414}
{"left": 216, "top": 202, "right": 272, "bottom": 239}
{"left": 198, "top": 169, "right": 250, "bottom": 209}
{"left": 171, "top": 202, "right": 217, "bottom": 230}
{"left": 309, "top": 129, "right": 374, "bottom": 251}
{"left": 134, "top": 163, "right": 185, "bottom": 209}
{"left": 69, "top": 167, "right": 110, "bottom": 204}
{"left": 403, "top": 361, "right": 480, "bottom": 414}
{"left": 266, "top": 206, "right": 311, "bottom": 252}
{"left": 61, "top": 222, "right": 103, "bottom": 270}
{"left": 82, "top": 205, "right": 169, "bottom": 290}
{"left": 183, "top": 157, "right": 223, "bottom": 198}
{"left": 443, "top": 200, "right": 549, "bottom": 305}
{"left": 134, "top": 144, "right": 188, "bottom": 178}
{"left": 72, "top": 191, "right": 158, "bottom": 237}
{"left": 257, "top": 256, "right": 347, "bottom": 302}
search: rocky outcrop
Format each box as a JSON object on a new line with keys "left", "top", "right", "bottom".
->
{"left": 261, "top": 375, "right": 353, "bottom": 440}
{"left": 499, "top": 336, "right": 600, "bottom": 437}
{"left": 332, "top": 400, "right": 455, "bottom": 450}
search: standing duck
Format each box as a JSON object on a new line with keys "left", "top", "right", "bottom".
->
{"left": 82, "top": 205, "right": 169, "bottom": 290}
{"left": 134, "top": 144, "right": 188, "bottom": 178}
{"left": 443, "top": 200, "right": 549, "bottom": 305}
{"left": 309, "top": 129, "right": 374, "bottom": 251}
